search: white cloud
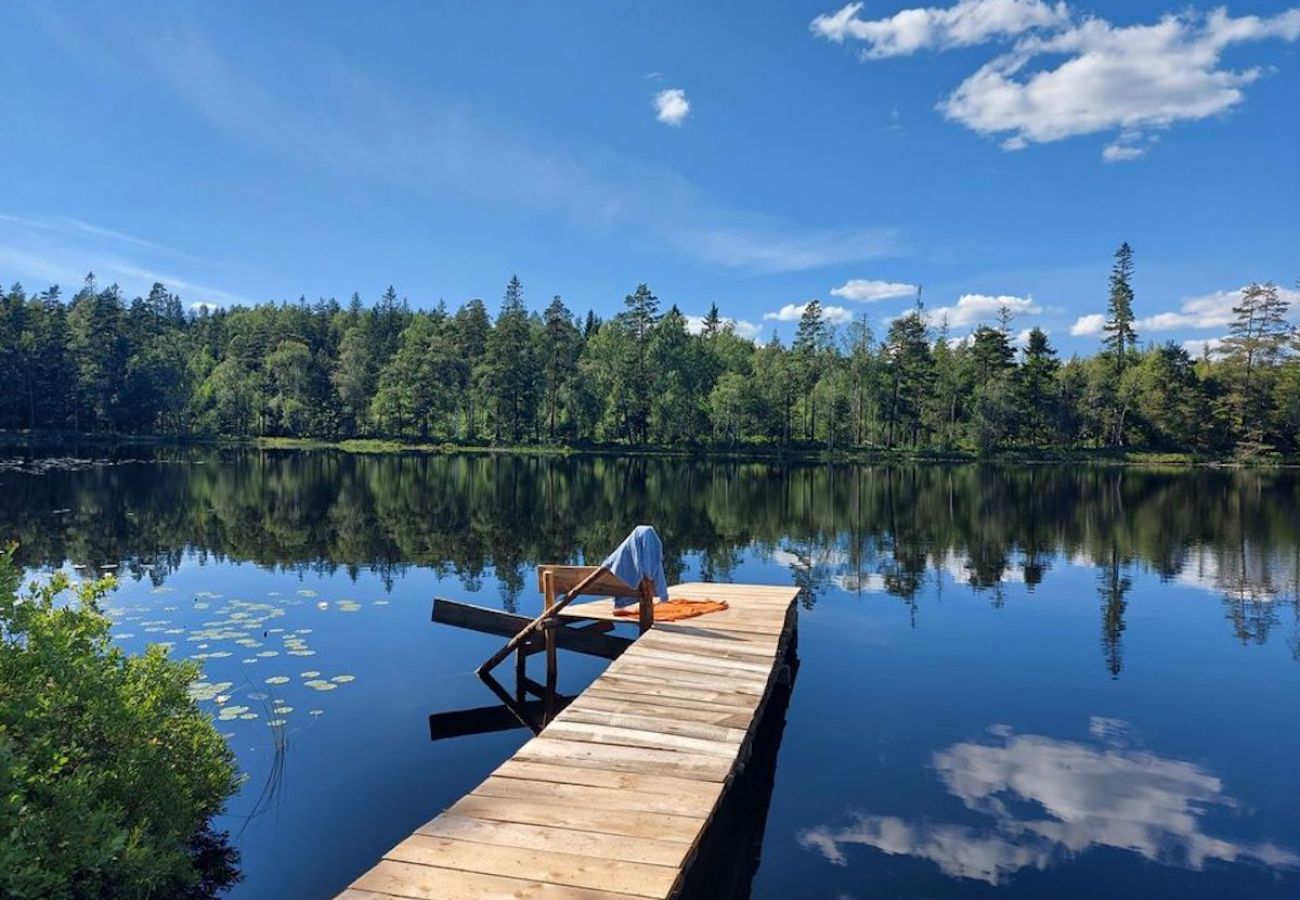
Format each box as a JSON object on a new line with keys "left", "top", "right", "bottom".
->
{"left": 1138, "top": 285, "right": 1300, "bottom": 332}
{"left": 811, "top": 0, "right": 1067, "bottom": 58}
{"left": 684, "top": 313, "right": 763, "bottom": 341}
{"left": 943, "top": 8, "right": 1300, "bottom": 157}
{"left": 830, "top": 278, "right": 917, "bottom": 302}
{"left": 815, "top": 3, "right": 1300, "bottom": 159}
{"left": 798, "top": 722, "right": 1299, "bottom": 885}
{"left": 1014, "top": 326, "right": 1036, "bottom": 347}
{"left": 764, "top": 302, "right": 855, "bottom": 326}
{"left": 926, "top": 293, "right": 1039, "bottom": 328}
{"left": 653, "top": 88, "right": 691, "bottom": 126}
{"left": 1069, "top": 313, "right": 1106, "bottom": 336}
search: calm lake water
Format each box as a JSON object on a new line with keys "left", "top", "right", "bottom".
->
{"left": 4, "top": 450, "right": 1300, "bottom": 898}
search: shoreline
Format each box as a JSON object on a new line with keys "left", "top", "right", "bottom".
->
{"left": 0, "top": 430, "right": 1294, "bottom": 468}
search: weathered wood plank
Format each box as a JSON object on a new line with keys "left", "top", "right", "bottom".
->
{"left": 353, "top": 859, "right": 636, "bottom": 900}
{"left": 448, "top": 794, "right": 704, "bottom": 842}
{"left": 541, "top": 720, "right": 741, "bottom": 758}
{"left": 489, "top": 759, "right": 722, "bottom": 801}
{"left": 473, "top": 775, "right": 719, "bottom": 816}
{"left": 514, "top": 736, "right": 733, "bottom": 782}
{"left": 555, "top": 708, "right": 747, "bottom": 744}
{"left": 384, "top": 834, "right": 679, "bottom": 898}
{"left": 415, "top": 814, "right": 689, "bottom": 867}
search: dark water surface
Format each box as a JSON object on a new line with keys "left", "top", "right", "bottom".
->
{"left": 4, "top": 450, "right": 1299, "bottom": 898}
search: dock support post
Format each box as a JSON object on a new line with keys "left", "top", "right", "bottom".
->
{"left": 542, "top": 571, "right": 558, "bottom": 683}
{"left": 638, "top": 577, "right": 654, "bottom": 635}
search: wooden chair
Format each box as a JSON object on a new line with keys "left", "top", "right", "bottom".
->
{"left": 478, "top": 564, "right": 654, "bottom": 678}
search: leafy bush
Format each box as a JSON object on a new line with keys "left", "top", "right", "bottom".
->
{"left": 0, "top": 547, "right": 240, "bottom": 898}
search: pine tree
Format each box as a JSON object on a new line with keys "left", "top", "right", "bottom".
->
{"left": 1222, "top": 281, "right": 1291, "bottom": 452}
{"left": 701, "top": 302, "right": 722, "bottom": 339}
{"left": 1019, "top": 327, "right": 1060, "bottom": 445}
{"left": 793, "top": 301, "right": 827, "bottom": 440}
{"left": 482, "top": 276, "right": 537, "bottom": 442}
{"left": 540, "top": 295, "right": 581, "bottom": 440}
{"left": 1103, "top": 242, "right": 1137, "bottom": 373}
{"left": 619, "top": 284, "right": 660, "bottom": 443}
{"left": 882, "top": 305, "right": 933, "bottom": 449}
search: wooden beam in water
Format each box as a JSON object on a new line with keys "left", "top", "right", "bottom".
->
{"left": 431, "top": 597, "right": 631, "bottom": 660}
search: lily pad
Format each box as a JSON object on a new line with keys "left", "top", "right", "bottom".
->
{"left": 264, "top": 676, "right": 290, "bottom": 686}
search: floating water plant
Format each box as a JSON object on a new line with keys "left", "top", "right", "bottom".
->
{"left": 264, "top": 676, "right": 290, "bottom": 686}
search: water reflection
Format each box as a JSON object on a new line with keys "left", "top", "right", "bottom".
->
{"left": 798, "top": 719, "right": 1299, "bottom": 886}
{"left": 2, "top": 452, "right": 1299, "bottom": 673}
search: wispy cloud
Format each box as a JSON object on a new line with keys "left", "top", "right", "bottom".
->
{"left": 31, "top": 7, "right": 896, "bottom": 275}
{"left": 0, "top": 213, "right": 247, "bottom": 306}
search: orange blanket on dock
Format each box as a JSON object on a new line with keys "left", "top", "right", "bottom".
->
{"left": 613, "top": 598, "right": 729, "bottom": 622}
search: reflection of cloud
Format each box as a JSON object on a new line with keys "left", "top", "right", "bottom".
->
{"left": 798, "top": 721, "right": 1298, "bottom": 885}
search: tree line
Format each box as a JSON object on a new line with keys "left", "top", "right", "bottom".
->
{"left": 1, "top": 246, "right": 1297, "bottom": 455}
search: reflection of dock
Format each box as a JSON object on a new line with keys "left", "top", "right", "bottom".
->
{"left": 339, "top": 582, "right": 799, "bottom": 899}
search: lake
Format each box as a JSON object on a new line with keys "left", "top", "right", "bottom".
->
{"left": 4, "top": 449, "right": 1299, "bottom": 898}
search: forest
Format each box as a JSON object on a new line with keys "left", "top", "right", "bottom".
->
{"left": 1, "top": 245, "right": 1297, "bottom": 457}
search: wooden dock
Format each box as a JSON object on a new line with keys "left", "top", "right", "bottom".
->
{"left": 339, "top": 581, "right": 799, "bottom": 900}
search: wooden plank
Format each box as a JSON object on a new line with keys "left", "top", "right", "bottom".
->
{"left": 490, "top": 759, "right": 723, "bottom": 802}
{"left": 538, "top": 565, "right": 640, "bottom": 598}
{"left": 384, "top": 834, "right": 679, "bottom": 898}
{"left": 574, "top": 694, "right": 755, "bottom": 729}
{"left": 473, "top": 775, "right": 719, "bottom": 817}
{"left": 433, "top": 598, "right": 631, "bottom": 660}
{"left": 587, "top": 676, "right": 761, "bottom": 709}
{"left": 603, "top": 664, "right": 768, "bottom": 695}
{"left": 447, "top": 794, "right": 704, "bottom": 843}
{"left": 555, "top": 708, "right": 747, "bottom": 745}
{"left": 352, "top": 859, "right": 636, "bottom": 900}
{"left": 514, "top": 736, "right": 733, "bottom": 782}
{"left": 541, "top": 720, "right": 740, "bottom": 758}
{"left": 415, "top": 814, "right": 689, "bottom": 867}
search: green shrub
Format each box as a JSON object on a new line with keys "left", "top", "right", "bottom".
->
{"left": 0, "top": 547, "right": 240, "bottom": 898}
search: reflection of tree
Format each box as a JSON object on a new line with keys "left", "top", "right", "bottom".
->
{"left": 1098, "top": 545, "right": 1132, "bottom": 678}
{"left": 2, "top": 453, "right": 1300, "bottom": 665}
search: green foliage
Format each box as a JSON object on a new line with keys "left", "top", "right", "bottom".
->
{"left": 0, "top": 547, "right": 239, "bottom": 899}
{"left": 0, "top": 259, "right": 1297, "bottom": 457}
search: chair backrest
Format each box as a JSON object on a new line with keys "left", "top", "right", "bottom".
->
{"left": 536, "top": 565, "right": 640, "bottom": 599}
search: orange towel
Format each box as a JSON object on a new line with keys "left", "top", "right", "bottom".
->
{"left": 613, "top": 598, "right": 729, "bottom": 622}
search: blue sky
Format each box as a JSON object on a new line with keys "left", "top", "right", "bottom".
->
{"left": 1, "top": 0, "right": 1297, "bottom": 353}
